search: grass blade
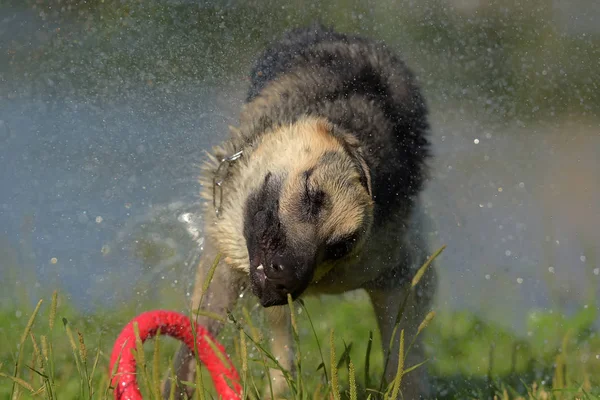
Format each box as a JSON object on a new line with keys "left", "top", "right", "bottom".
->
{"left": 402, "top": 359, "right": 428, "bottom": 376}
{"left": 1, "top": 372, "right": 36, "bottom": 394}
{"left": 348, "top": 359, "right": 357, "bottom": 400}
{"left": 364, "top": 330, "right": 373, "bottom": 390}
{"left": 380, "top": 245, "right": 445, "bottom": 394}
{"left": 406, "top": 311, "right": 436, "bottom": 357}
{"left": 410, "top": 245, "right": 445, "bottom": 288}
{"left": 11, "top": 299, "right": 43, "bottom": 400}
{"left": 188, "top": 253, "right": 221, "bottom": 400}
{"left": 133, "top": 322, "right": 154, "bottom": 399}
{"left": 40, "top": 334, "right": 56, "bottom": 399}
{"left": 365, "top": 331, "right": 373, "bottom": 387}
{"left": 49, "top": 291, "right": 57, "bottom": 332}
{"left": 77, "top": 329, "right": 92, "bottom": 398}
{"left": 89, "top": 346, "right": 102, "bottom": 399}
{"left": 388, "top": 329, "right": 405, "bottom": 400}
{"left": 239, "top": 328, "right": 248, "bottom": 398}
{"left": 152, "top": 328, "right": 161, "bottom": 400}
{"left": 336, "top": 341, "right": 353, "bottom": 370}
{"left": 299, "top": 299, "right": 329, "bottom": 385}
{"left": 29, "top": 333, "right": 42, "bottom": 369}
{"left": 63, "top": 319, "right": 85, "bottom": 398}
{"left": 329, "top": 330, "right": 340, "bottom": 400}
{"left": 287, "top": 293, "right": 303, "bottom": 399}
{"left": 198, "top": 253, "right": 222, "bottom": 311}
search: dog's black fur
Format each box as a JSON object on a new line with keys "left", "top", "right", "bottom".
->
{"left": 246, "top": 24, "right": 431, "bottom": 224}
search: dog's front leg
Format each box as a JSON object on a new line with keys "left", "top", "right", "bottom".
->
{"left": 263, "top": 305, "right": 294, "bottom": 399}
{"left": 162, "top": 242, "right": 245, "bottom": 400}
{"left": 367, "top": 284, "right": 433, "bottom": 400}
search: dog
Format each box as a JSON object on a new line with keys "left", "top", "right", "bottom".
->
{"left": 162, "top": 24, "right": 436, "bottom": 399}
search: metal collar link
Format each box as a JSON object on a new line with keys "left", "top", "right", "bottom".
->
{"left": 212, "top": 150, "right": 243, "bottom": 218}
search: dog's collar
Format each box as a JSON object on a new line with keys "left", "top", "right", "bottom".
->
{"left": 212, "top": 149, "right": 244, "bottom": 218}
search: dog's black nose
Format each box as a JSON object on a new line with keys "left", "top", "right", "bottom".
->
{"left": 264, "top": 262, "right": 297, "bottom": 293}
{"left": 249, "top": 251, "right": 316, "bottom": 307}
{"left": 264, "top": 262, "right": 284, "bottom": 277}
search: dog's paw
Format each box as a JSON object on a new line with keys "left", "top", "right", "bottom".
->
{"left": 262, "top": 368, "right": 290, "bottom": 400}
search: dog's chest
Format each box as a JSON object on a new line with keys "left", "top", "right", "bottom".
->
{"left": 305, "top": 222, "right": 409, "bottom": 295}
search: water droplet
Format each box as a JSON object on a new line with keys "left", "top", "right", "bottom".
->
{"left": 548, "top": 267, "right": 555, "bottom": 273}
{"left": 517, "top": 277, "right": 523, "bottom": 284}
{"left": 485, "top": 274, "right": 491, "bottom": 280}
{"left": 593, "top": 268, "right": 599, "bottom": 276}
{"left": 78, "top": 212, "right": 89, "bottom": 223}
{"left": 505, "top": 250, "right": 512, "bottom": 256}
{"left": 179, "top": 213, "right": 192, "bottom": 224}
{"left": 580, "top": 255, "right": 587, "bottom": 262}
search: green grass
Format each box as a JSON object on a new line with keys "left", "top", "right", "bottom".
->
{"left": 1, "top": 247, "right": 599, "bottom": 399}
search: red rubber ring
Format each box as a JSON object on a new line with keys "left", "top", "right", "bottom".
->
{"left": 109, "top": 310, "right": 242, "bottom": 400}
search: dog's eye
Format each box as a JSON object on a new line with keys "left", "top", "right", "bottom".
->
{"left": 324, "top": 233, "right": 358, "bottom": 261}
{"left": 302, "top": 169, "right": 325, "bottom": 218}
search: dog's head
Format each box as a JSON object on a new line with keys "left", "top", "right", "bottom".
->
{"left": 242, "top": 118, "right": 373, "bottom": 307}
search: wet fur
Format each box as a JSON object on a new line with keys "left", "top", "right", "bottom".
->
{"left": 163, "top": 24, "right": 436, "bottom": 399}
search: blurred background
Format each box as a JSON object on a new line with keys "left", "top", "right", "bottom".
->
{"left": 1, "top": 0, "right": 599, "bottom": 395}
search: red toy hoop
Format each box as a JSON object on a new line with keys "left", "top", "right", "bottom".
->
{"left": 109, "top": 310, "right": 242, "bottom": 400}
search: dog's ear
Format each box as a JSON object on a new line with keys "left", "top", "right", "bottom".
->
{"left": 318, "top": 120, "right": 372, "bottom": 199}
{"left": 338, "top": 132, "right": 373, "bottom": 199}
